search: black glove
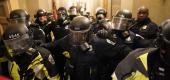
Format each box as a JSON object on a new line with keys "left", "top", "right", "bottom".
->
{"left": 96, "top": 29, "right": 109, "bottom": 39}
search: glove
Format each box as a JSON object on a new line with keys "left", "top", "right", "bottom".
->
{"left": 96, "top": 29, "right": 109, "bottom": 39}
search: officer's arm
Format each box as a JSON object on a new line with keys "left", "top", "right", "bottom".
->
{"left": 111, "top": 48, "right": 149, "bottom": 80}
{"left": 36, "top": 47, "right": 59, "bottom": 77}
{"left": 147, "top": 23, "right": 158, "bottom": 39}
{"left": 41, "top": 39, "right": 59, "bottom": 51}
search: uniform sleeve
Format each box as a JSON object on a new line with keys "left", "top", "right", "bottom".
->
{"left": 147, "top": 22, "right": 158, "bottom": 39}
{"left": 35, "top": 47, "right": 59, "bottom": 77}
{"left": 9, "top": 61, "right": 20, "bottom": 80}
{"left": 111, "top": 48, "right": 150, "bottom": 80}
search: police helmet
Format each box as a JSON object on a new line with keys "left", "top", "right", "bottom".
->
{"left": 3, "top": 23, "right": 31, "bottom": 55}
{"left": 159, "top": 19, "right": 170, "bottom": 46}
{"left": 69, "top": 16, "right": 91, "bottom": 45}
{"left": 57, "top": 7, "right": 68, "bottom": 21}
{"left": 8, "top": 9, "right": 30, "bottom": 23}
{"left": 34, "top": 9, "right": 47, "bottom": 18}
{"left": 96, "top": 8, "right": 107, "bottom": 17}
{"left": 112, "top": 9, "right": 133, "bottom": 30}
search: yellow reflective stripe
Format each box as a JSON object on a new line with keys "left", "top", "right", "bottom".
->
{"left": 28, "top": 53, "right": 43, "bottom": 69}
{"left": 111, "top": 72, "right": 118, "bottom": 80}
{"left": 49, "top": 74, "right": 60, "bottom": 80}
{"left": 125, "top": 71, "right": 149, "bottom": 80}
{"left": 33, "top": 64, "right": 46, "bottom": 79}
{"left": 63, "top": 51, "right": 70, "bottom": 58}
{"left": 9, "top": 61, "right": 20, "bottom": 80}
{"left": 137, "top": 48, "right": 152, "bottom": 71}
{"left": 50, "top": 31, "right": 55, "bottom": 41}
{"left": 0, "top": 57, "right": 8, "bottom": 62}
{"left": 139, "top": 53, "right": 149, "bottom": 71}
{"left": 42, "top": 64, "right": 60, "bottom": 80}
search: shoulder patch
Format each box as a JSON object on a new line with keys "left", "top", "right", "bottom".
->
{"left": 106, "top": 39, "right": 116, "bottom": 46}
{"left": 48, "top": 54, "right": 55, "bottom": 65}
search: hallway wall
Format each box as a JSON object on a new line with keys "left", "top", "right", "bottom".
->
{"left": 2, "top": 0, "right": 170, "bottom": 24}
{"left": 132, "top": 0, "right": 170, "bottom": 24}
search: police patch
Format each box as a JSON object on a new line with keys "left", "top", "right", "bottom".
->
{"left": 142, "top": 25, "right": 148, "bottom": 30}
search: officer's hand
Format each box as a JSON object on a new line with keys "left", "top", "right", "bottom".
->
{"left": 96, "top": 29, "right": 109, "bottom": 39}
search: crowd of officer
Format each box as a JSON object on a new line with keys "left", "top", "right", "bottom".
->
{"left": 1, "top": 5, "right": 170, "bottom": 80}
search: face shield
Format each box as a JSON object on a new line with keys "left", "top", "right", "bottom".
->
{"left": 7, "top": 18, "right": 30, "bottom": 27}
{"left": 3, "top": 34, "right": 31, "bottom": 55}
{"left": 112, "top": 17, "right": 132, "bottom": 31}
{"left": 8, "top": 18, "right": 26, "bottom": 24}
{"left": 69, "top": 27, "right": 90, "bottom": 45}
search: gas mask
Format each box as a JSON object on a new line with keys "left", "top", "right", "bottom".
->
{"left": 58, "top": 10, "right": 67, "bottom": 22}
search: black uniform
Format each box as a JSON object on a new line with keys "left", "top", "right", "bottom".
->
{"left": 46, "top": 20, "right": 69, "bottom": 41}
{"left": 45, "top": 7, "right": 69, "bottom": 41}
{"left": 113, "top": 30, "right": 152, "bottom": 49}
{"left": 0, "top": 39, "right": 9, "bottom": 76}
{"left": 44, "top": 34, "right": 132, "bottom": 80}
{"left": 130, "top": 18, "right": 158, "bottom": 40}
{"left": 43, "top": 16, "right": 132, "bottom": 80}
{"left": 147, "top": 48, "right": 170, "bottom": 80}
{"left": 30, "top": 9, "right": 52, "bottom": 45}
{"left": 30, "top": 20, "right": 52, "bottom": 43}
{"left": 0, "top": 9, "right": 30, "bottom": 78}
{"left": 91, "top": 19, "right": 111, "bottom": 34}
{"left": 112, "top": 19, "right": 170, "bottom": 80}
{"left": 2, "top": 22, "right": 59, "bottom": 80}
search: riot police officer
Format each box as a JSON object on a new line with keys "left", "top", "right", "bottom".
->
{"left": 47, "top": 7, "right": 69, "bottom": 41}
{"left": 95, "top": 8, "right": 108, "bottom": 22}
{"left": 130, "top": 6, "right": 158, "bottom": 41}
{"left": 42, "top": 7, "right": 70, "bottom": 80}
{"left": 112, "top": 19, "right": 170, "bottom": 80}
{"left": 30, "top": 9, "right": 52, "bottom": 46}
{"left": 42, "top": 16, "right": 132, "bottom": 80}
{"left": 2, "top": 23, "right": 59, "bottom": 80}
{"left": 91, "top": 8, "right": 112, "bottom": 34}
{"left": 1, "top": 9, "right": 31, "bottom": 77}
{"left": 44, "top": 16, "right": 98, "bottom": 80}
{"left": 34, "top": 9, "right": 50, "bottom": 26}
{"left": 110, "top": 9, "right": 152, "bottom": 49}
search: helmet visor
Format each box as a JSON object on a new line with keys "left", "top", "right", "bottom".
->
{"left": 112, "top": 17, "right": 131, "bottom": 30}
{"left": 69, "top": 28, "right": 89, "bottom": 45}
{"left": 3, "top": 34, "right": 30, "bottom": 54}
{"left": 8, "top": 18, "right": 26, "bottom": 24}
